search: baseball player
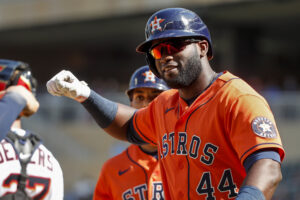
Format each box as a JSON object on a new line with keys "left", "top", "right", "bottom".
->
{"left": 47, "top": 8, "right": 285, "bottom": 200}
{"left": 0, "top": 59, "right": 64, "bottom": 200}
{"left": 0, "top": 85, "right": 39, "bottom": 140}
{"left": 93, "top": 65, "right": 168, "bottom": 200}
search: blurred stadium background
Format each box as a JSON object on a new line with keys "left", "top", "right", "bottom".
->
{"left": 1, "top": 0, "right": 299, "bottom": 199}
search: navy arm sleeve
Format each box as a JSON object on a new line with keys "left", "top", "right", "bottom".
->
{"left": 126, "top": 115, "right": 148, "bottom": 145}
{"left": 82, "top": 90, "right": 149, "bottom": 145}
{"left": 243, "top": 149, "right": 281, "bottom": 172}
{"left": 0, "top": 92, "right": 26, "bottom": 140}
{"left": 81, "top": 90, "right": 119, "bottom": 128}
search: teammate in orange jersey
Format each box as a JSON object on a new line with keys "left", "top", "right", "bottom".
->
{"left": 47, "top": 8, "right": 285, "bottom": 200}
{"left": 93, "top": 66, "right": 167, "bottom": 200}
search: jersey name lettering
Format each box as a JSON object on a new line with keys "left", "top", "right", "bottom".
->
{"left": 0, "top": 141, "right": 17, "bottom": 162}
{"left": 122, "top": 182, "right": 164, "bottom": 200}
{"left": 161, "top": 132, "right": 219, "bottom": 165}
{"left": 122, "top": 184, "right": 147, "bottom": 200}
{"left": 0, "top": 140, "right": 53, "bottom": 171}
{"left": 152, "top": 182, "right": 164, "bottom": 200}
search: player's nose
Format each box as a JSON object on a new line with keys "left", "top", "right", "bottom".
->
{"left": 160, "top": 50, "right": 174, "bottom": 62}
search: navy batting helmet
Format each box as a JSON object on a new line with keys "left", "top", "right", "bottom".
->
{"left": 126, "top": 65, "right": 169, "bottom": 99}
{"left": 0, "top": 59, "right": 37, "bottom": 95}
{"left": 136, "top": 8, "right": 213, "bottom": 77}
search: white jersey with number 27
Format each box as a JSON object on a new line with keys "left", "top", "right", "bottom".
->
{"left": 0, "top": 128, "right": 64, "bottom": 200}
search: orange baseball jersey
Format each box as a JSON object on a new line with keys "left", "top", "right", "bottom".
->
{"left": 93, "top": 144, "right": 164, "bottom": 200}
{"left": 133, "top": 71, "right": 285, "bottom": 200}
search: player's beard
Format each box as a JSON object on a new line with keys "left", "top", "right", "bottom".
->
{"left": 162, "top": 50, "right": 202, "bottom": 89}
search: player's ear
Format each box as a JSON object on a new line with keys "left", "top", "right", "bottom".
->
{"left": 197, "top": 40, "right": 209, "bottom": 58}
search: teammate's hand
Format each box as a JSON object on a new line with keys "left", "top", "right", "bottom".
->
{"left": 46, "top": 70, "right": 91, "bottom": 102}
{"left": 6, "top": 85, "right": 40, "bottom": 117}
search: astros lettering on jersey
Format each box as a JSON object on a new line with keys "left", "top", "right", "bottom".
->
{"left": 94, "top": 145, "right": 164, "bottom": 200}
{"left": 132, "top": 71, "right": 285, "bottom": 200}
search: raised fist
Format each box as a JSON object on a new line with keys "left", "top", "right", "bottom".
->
{"left": 46, "top": 70, "right": 91, "bottom": 102}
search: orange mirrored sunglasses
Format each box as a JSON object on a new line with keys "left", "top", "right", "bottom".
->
{"left": 149, "top": 39, "right": 201, "bottom": 60}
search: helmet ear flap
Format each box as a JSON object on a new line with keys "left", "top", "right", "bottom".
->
{"left": 146, "top": 53, "right": 160, "bottom": 78}
{"left": 10, "top": 62, "right": 37, "bottom": 96}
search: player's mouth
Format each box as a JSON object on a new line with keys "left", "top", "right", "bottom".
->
{"left": 162, "top": 64, "right": 178, "bottom": 74}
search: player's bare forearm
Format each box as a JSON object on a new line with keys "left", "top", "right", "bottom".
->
{"left": 241, "top": 159, "right": 282, "bottom": 200}
{"left": 104, "top": 103, "right": 136, "bottom": 141}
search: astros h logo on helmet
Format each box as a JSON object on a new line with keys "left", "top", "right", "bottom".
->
{"left": 143, "top": 70, "right": 156, "bottom": 83}
{"left": 150, "top": 16, "right": 165, "bottom": 33}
